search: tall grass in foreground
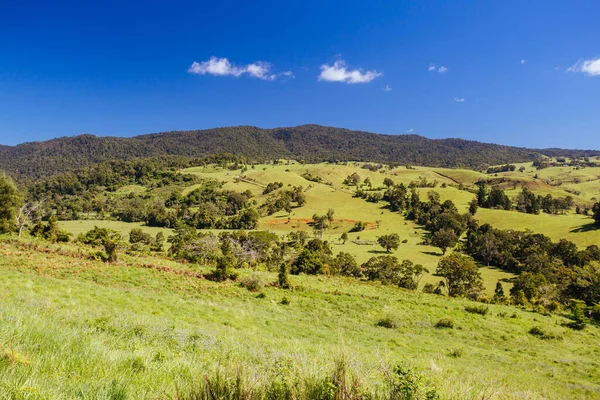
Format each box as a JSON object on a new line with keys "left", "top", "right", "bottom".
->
{"left": 176, "top": 358, "right": 439, "bottom": 400}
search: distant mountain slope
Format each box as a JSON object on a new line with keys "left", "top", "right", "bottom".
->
{"left": 0, "top": 124, "right": 597, "bottom": 179}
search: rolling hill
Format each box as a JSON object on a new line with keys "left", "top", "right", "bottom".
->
{"left": 2, "top": 124, "right": 598, "bottom": 179}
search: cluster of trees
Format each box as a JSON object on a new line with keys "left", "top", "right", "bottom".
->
{"left": 263, "top": 181, "right": 284, "bottom": 194}
{"left": 486, "top": 164, "right": 516, "bottom": 174}
{"left": 533, "top": 157, "right": 600, "bottom": 170}
{"left": 343, "top": 173, "right": 362, "bottom": 186}
{"left": 290, "top": 238, "right": 427, "bottom": 290}
{"left": 378, "top": 183, "right": 467, "bottom": 254}
{"left": 475, "top": 184, "right": 575, "bottom": 215}
{"left": 260, "top": 186, "right": 306, "bottom": 215}
{"left": 25, "top": 158, "right": 202, "bottom": 220}
{"left": 361, "top": 163, "right": 384, "bottom": 171}
{"left": 464, "top": 222, "right": 600, "bottom": 306}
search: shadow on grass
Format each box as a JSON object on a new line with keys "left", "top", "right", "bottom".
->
{"left": 421, "top": 251, "right": 442, "bottom": 256}
{"left": 368, "top": 249, "right": 390, "bottom": 255}
{"left": 570, "top": 223, "right": 599, "bottom": 233}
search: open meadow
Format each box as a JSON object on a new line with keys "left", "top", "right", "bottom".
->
{"left": 1, "top": 237, "right": 599, "bottom": 399}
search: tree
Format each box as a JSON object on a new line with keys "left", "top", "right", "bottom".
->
{"left": 333, "top": 252, "right": 361, "bottom": 277}
{"left": 15, "top": 200, "right": 45, "bottom": 237}
{"left": 151, "top": 232, "right": 165, "bottom": 252}
{"left": 361, "top": 255, "right": 400, "bottom": 282}
{"left": 383, "top": 177, "right": 395, "bottom": 188}
{"left": 567, "top": 299, "right": 588, "bottom": 330}
{"left": 129, "top": 228, "right": 152, "bottom": 245}
{"left": 278, "top": 262, "right": 291, "bottom": 289}
{"left": 436, "top": 254, "right": 484, "bottom": 298}
{"left": 476, "top": 183, "right": 487, "bottom": 207}
{"left": 430, "top": 228, "right": 458, "bottom": 255}
{"left": 78, "top": 226, "right": 123, "bottom": 263}
{"left": 397, "top": 260, "right": 428, "bottom": 290}
{"left": 340, "top": 232, "right": 348, "bottom": 244}
{"left": 377, "top": 234, "right": 400, "bottom": 253}
{"left": 468, "top": 199, "right": 479, "bottom": 216}
{"left": 593, "top": 202, "right": 600, "bottom": 225}
{"left": 0, "top": 174, "right": 22, "bottom": 234}
{"left": 343, "top": 173, "right": 361, "bottom": 186}
{"left": 291, "top": 249, "right": 324, "bottom": 275}
{"left": 326, "top": 208, "right": 335, "bottom": 227}
{"left": 493, "top": 281, "right": 506, "bottom": 303}
{"left": 213, "top": 240, "right": 239, "bottom": 282}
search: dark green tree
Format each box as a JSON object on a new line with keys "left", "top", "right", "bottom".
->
{"left": 468, "top": 199, "right": 479, "bottom": 215}
{"left": 278, "top": 262, "right": 291, "bottom": 289}
{"left": 436, "top": 254, "right": 484, "bottom": 298}
{"left": 377, "top": 234, "right": 400, "bottom": 253}
{"left": 0, "top": 174, "right": 22, "bottom": 234}
{"left": 493, "top": 281, "right": 506, "bottom": 303}
{"left": 593, "top": 202, "right": 600, "bottom": 225}
{"left": 430, "top": 228, "right": 458, "bottom": 255}
{"left": 333, "top": 252, "right": 361, "bottom": 277}
{"left": 340, "top": 232, "right": 348, "bottom": 244}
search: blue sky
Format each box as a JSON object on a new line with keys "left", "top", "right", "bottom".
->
{"left": 1, "top": 0, "right": 599, "bottom": 148}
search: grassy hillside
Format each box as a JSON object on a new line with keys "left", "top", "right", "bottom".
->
{"left": 55, "top": 160, "right": 600, "bottom": 293}
{"left": 2, "top": 125, "right": 599, "bottom": 179}
{"left": 1, "top": 237, "right": 599, "bottom": 399}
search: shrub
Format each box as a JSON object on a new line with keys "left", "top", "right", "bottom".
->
{"left": 280, "top": 297, "right": 290, "bottom": 305}
{"left": 448, "top": 348, "right": 464, "bottom": 358}
{"left": 529, "top": 326, "right": 563, "bottom": 340}
{"left": 464, "top": 305, "right": 489, "bottom": 316}
{"left": 376, "top": 316, "right": 398, "bottom": 329}
{"left": 385, "top": 365, "right": 440, "bottom": 400}
{"left": 349, "top": 221, "right": 367, "bottom": 232}
{"left": 435, "top": 318, "right": 454, "bottom": 329}
{"left": 239, "top": 273, "right": 265, "bottom": 292}
{"left": 566, "top": 299, "right": 588, "bottom": 330}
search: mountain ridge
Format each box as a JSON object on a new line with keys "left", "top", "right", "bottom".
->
{"left": 1, "top": 124, "right": 598, "bottom": 179}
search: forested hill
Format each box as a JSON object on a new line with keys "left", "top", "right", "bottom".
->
{"left": 1, "top": 124, "right": 597, "bottom": 179}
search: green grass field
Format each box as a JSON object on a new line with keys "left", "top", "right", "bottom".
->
{"left": 1, "top": 237, "right": 599, "bottom": 399}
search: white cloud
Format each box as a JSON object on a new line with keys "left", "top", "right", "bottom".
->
{"left": 246, "top": 62, "right": 276, "bottom": 80}
{"left": 188, "top": 57, "right": 287, "bottom": 80}
{"left": 428, "top": 64, "right": 436, "bottom": 71}
{"left": 567, "top": 58, "right": 600, "bottom": 76}
{"left": 281, "top": 71, "right": 295, "bottom": 77}
{"left": 405, "top": 128, "right": 414, "bottom": 133}
{"left": 188, "top": 57, "right": 244, "bottom": 77}
{"left": 520, "top": 59, "right": 526, "bottom": 64}
{"left": 438, "top": 66, "right": 448, "bottom": 73}
{"left": 383, "top": 84, "right": 392, "bottom": 92}
{"left": 454, "top": 97, "right": 465, "bottom": 102}
{"left": 318, "top": 60, "right": 382, "bottom": 84}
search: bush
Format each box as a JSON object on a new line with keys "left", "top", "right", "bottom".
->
{"left": 464, "top": 305, "right": 489, "bottom": 316}
{"left": 529, "top": 326, "right": 563, "bottom": 340}
{"left": 385, "top": 365, "right": 440, "bottom": 400}
{"left": 448, "top": 348, "right": 464, "bottom": 358}
{"left": 376, "top": 316, "right": 398, "bottom": 329}
{"left": 566, "top": 299, "right": 588, "bottom": 330}
{"left": 239, "top": 273, "right": 265, "bottom": 292}
{"left": 349, "top": 221, "right": 367, "bottom": 232}
{"left": 280, "top": 297, "right": 290, "bottom": 305}
{"left": 435, "top": 318, "right": 454, "bottom": 329}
